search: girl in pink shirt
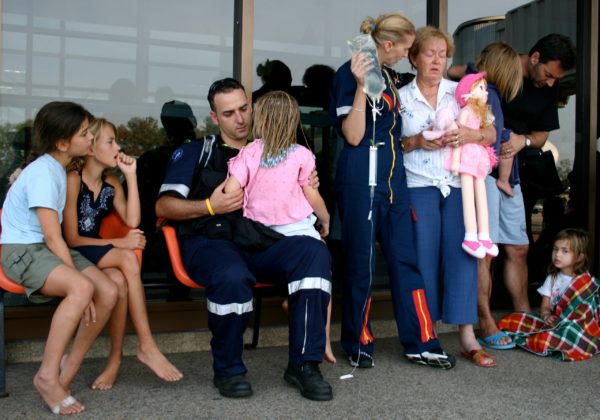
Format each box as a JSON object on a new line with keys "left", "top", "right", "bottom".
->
{"left": 225, "top": 90, "right": 329, "bottom": 241}
{"left": 225, "top": 90, "right": 334, "bottom": 363}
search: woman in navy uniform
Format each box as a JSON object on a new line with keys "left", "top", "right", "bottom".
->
{"left": 330, "top": 13, "right": 454, "bottom": 369}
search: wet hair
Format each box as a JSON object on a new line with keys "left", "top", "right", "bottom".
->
{"left": 252, "top": 90, "right": 300, "bottom": 163}
{"left": 475, "top": 42, "right": 523, "bottom": 102}
{"left": 408, "top": 26, "right": 454, "bottom": 69}
{"left": 360, "top": 12, "right": 415, "bottom": 47}
{"left": 548, "top": 228, "right": 589, "bottom": 276}
{"left": 68, "top": 118, "right": 117, "bottom": 172}
{"left": 207, "top": 77, "right": 245, "bottom": 111}
{"left": 529, "top": 33, "right": 576, "bottom": 71}
{"left": 23, "top": 101, "right": 93, "bottom": 168}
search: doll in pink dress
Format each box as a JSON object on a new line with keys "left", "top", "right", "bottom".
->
{"left": 449, "top": 72, "right": 499, "bottom": 259}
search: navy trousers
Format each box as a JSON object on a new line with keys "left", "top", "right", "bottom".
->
{"left": 182, "top": 235, "right": 331, "bottom": 377}
{"left": 336, "top": 180, "right": 443, "bottom": 357}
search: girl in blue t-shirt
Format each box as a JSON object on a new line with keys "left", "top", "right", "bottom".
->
{"left": 63, "top": 118, "right": 182, "bottom": 390}
{"left": 0, "top": 102, "right": 117, "bottom": 415}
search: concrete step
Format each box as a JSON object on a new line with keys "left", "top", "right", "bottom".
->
{"left": 4, "top": 315, "right": 510, "bottom": 363}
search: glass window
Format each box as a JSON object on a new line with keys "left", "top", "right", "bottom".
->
{"left": 450, "top": 0, "right": 576, "bottom": 201}
{"left": 0, "top": 0, "right": 234, "bottom": 203}
{"left": 253, "top": 1, "right": 425, "bottom": 93}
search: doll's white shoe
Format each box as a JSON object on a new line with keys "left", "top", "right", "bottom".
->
{"left": 479, "top": 239, "right": 499, "bottom": 257}
{"left": 462, "top": 240, "right": 486, "bottom": 259}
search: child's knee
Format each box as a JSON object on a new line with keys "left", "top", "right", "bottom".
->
{"left": 95, "top": 275, "right": 119, "bottom": 307}
{"left": 119, "top": 249, "right": 141, "bottom": 277}
{"left": 109, "top": 271, "right": 128, "bottom": 298}
{"left": 69, "top": 277, "right": 95, "bottom": 305}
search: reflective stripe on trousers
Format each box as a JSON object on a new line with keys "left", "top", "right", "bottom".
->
{"left": 288, "top": 276, "right": 332, "bottom": 295}
{"left": 207, "top": 298, "right": 253, "bottom": 316}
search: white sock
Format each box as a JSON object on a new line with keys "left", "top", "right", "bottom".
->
{"left": 465, "top": 233, "right": 478, "bottom": 242}
{"left": 478, "top": 233, "right": 490, "bottom": 241}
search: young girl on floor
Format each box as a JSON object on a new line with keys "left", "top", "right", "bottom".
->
{"left": 1, "top": 102, "right": 118, "bottom": 415}
{"left": 450, "top": 72, "right": 499, "bottom": 259}
{"left": 500, "top": 229, "right": 600, "bottom": 360}
{"left": 63, "top": 118, "right": 182, "bottom": 390}
{"left": 223, "top": 90, "right": 335, "bottom": 363}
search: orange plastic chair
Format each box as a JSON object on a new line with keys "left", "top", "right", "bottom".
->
{"left": 159, "top": 219, "right": 273, "bottom": 348}
{"left": 0, "top": 208, "right": 140, "bottom": 397}
{"left": 98, "top": 210, "right": 143, "bottom": 265}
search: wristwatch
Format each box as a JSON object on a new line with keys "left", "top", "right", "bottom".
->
{"left": 525, "top": 137, "right": 532, "bottom": 147}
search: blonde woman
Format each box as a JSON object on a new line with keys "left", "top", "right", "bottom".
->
{"left": 330, "top": 14, "right": 454, "bottom": 370}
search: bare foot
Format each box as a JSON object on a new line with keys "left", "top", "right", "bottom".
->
{"left": 34, "top": 371, "right": 85, "bottom": 415}
{"left": 324, "top": 343, "right": 336, "bottom": 364}
{"left": 91, "top": 359, "right": 121, "bottom": 390}
{"left": 59, "top": 354, "right": 79, "bottom": 393}
{"left": 137, "top": 345, "right": 183, "bottom": 382}
{"left": 496, "top": 180, "right": 514, "bottom": 197}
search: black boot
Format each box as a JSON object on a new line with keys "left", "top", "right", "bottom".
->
{"left": 213, "top": 374, "right": 253, "bottom": 398}
{"left": 284, "top": 362, "right": 333, "bottom": 401}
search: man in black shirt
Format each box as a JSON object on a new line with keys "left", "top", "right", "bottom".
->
{"left": 480, "top": 34, "right": 576, "bottom": 348}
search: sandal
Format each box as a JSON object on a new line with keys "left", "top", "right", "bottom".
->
{"left": 461, "top": 349, "right": 496, "bottom": 368}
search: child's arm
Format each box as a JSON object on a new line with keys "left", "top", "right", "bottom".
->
{"left": 38, "top": 207, "right": 76, "bottom": 268}
{"left": 539, "top": 296, "right": 557, "bottom": 325}
{"left": 303, "top": 186, "right": 330, "bottom": 238}
{"left": 223, "top": 175, "right": 242, "bottom": 194}
{"left": 112, "top": 152, "right": 140, "bottom": 227}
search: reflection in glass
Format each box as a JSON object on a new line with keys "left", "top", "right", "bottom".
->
{"left": 0, "top": 0, "right": 234, "bottom": 203}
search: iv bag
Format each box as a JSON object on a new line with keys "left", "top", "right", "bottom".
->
{"left": 348, "top": 34, "right": 385, "bottom": 102}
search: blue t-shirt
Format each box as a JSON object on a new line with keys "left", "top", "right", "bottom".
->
{"left": 1, "top": 154, "right": 67, "bottom": 244}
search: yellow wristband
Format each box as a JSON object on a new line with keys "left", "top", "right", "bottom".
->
{"left": 205, "top": 198, "right": 215, "bottom": 216}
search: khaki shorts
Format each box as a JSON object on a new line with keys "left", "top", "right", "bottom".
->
{"left": 485, "top": 176, "right": 528, "bottom": 245}
{"left": 1, "top": 243, "right": 93, "bottom": 303}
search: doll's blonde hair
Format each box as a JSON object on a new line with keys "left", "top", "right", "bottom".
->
{"left": 252, "top": 90, "right": 300, "bottom": 162}
{"left": 465, "top": 79, "right": 492, "bottom": 128}
{"left": 360, "top": 12, "right": 415, "bottom": 46}
{"left": 67, "top": 117, "right": 117, "bottom": 172}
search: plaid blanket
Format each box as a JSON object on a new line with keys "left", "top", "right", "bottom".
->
{"left": 498, "top": 273, "right": 600, "bottom": 361}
